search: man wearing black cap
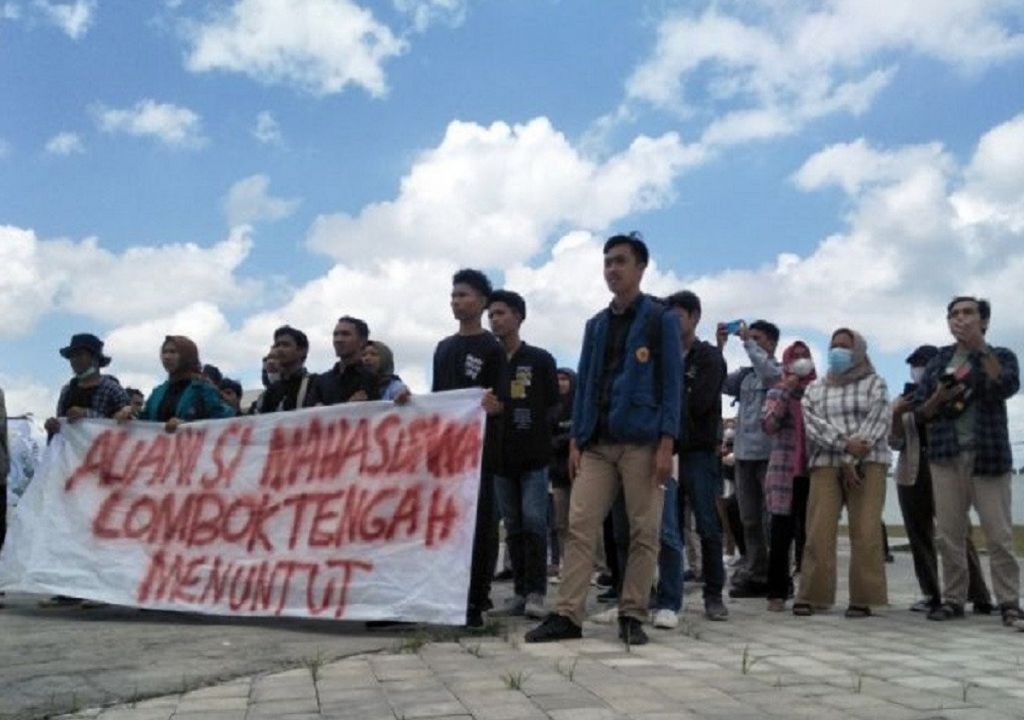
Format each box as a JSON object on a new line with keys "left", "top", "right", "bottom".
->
{"left": 44, "top": 333, "right": 131, "bottom": 438}
{"left": 891, "top": 345, "right": 992, "bottom": 615}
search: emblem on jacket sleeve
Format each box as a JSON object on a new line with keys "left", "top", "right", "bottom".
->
{"left": 635, "top": 347, "right": 650, "bottom": 363}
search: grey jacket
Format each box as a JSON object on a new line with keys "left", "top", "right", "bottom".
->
{"left": 723, "top": 339, "right": 782, "bottom": 461}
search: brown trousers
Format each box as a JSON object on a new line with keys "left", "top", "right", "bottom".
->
{"left": 931, "top": 453, "right": 1020, "bottom": 607}
{"left": 797, "top": 463, "right": 888, "bottom": 608}
{"left": 555, "top": 442, "right": 662, "bottom": 625}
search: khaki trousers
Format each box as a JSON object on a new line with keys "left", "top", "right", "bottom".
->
{"left": 931, "top": 453, "right": 1020, "bottom": 606}
{"left": 555, "top": 441, "right": 662, "bottom": 625}
{"left": 797, "top": 463, "right": 888, "bottom": 608}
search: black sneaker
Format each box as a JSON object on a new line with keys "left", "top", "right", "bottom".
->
{"left": 972, "top": 601, "right": 994, "bottom": 615}
{"left": 618, "top": 615, "right": 648, "bottom": 646}
{"left": 910, "top": 598, "right": 936, "bottom": 613}
{"left": 594, "top": 573, "right": 614, "bottom": 587}
{"left": 728, "top": 581, "right": 768, "bottom": 598}
{"left": 927, "top": 602, "right": 965, "bottom": 621}
{"left": 465, "top": 607, "right": 485, "bottom": 629}
{"left": 999, "top": 603, "right": 1022, "bottom": 627}
{"left": 597, "top": 588, "right": 618, "bottom": 603}
{"left": 524, "top": 613, "right": 582, "bottom": 643}
{"left": 704, "top": 597, "right": 729, "bottom": 621}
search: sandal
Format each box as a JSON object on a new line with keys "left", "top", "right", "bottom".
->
{"left": 792, "top": 602, "right": 813, "bottom": 616}
{"left": 844, "top": 605, "right": 871, "bottom": 618}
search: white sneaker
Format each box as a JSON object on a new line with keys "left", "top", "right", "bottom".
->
{"left": 589, "top": 606, "right": 618, "bottom": 624}
{"left": 651, "top": 608, "right": 679, "bottom": 629}
{"left": 525, "top": 593, "right": 546, "bottom": 619}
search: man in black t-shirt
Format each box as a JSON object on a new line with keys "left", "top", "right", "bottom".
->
{"left": 485, "top": 290, "right": 560, "bottom": 620}
{"left": 309, "top": 316, "right": 380, "bottom": 405}
{"left": 432, "top": 268, "right": 505, "bottom": 628}
{"left": 257, "top": 325, "right": 315, "bottom": 413}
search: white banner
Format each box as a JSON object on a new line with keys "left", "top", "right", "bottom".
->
{"left": 0, "top": 389, "right": 485, "bottom": 625}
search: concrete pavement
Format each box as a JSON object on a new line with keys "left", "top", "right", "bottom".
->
{"left": 4, "top": 546, "right": 1024, "bottom": 720}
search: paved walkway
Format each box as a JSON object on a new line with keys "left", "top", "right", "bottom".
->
{"left": 5, "top": 547, "right": 1024, "bottom": 720}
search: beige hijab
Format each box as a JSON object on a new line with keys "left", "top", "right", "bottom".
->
{"left": 826, "top": 328, "right": 876, "bottom": 387}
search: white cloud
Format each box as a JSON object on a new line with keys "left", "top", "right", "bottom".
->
{"left": 0, "top": 138, "right": 10, "bottom": 158}
{"left": 0, "top": 372, "right": 58, "bottom": 420}
{"left": 184, "top": 0, "right": 406, "bottom": 97}
{"left": 393, "top": 0, "right": 466, "bottom": 32}
{"left": 252, "top": 110, "right": 281, "bottom": 144}
{"left": 307, "top": 117, "right": 705, "bottom": 268}
{"left": 35, "top": 0, "right": 95, "bottom": 39}
{"left": 223, "top": 174, "right": 301, "bottom": 226}
{"left": 2, "top": 3, "right": 21, "bottom": 21}
{"left": 44, "top": 131, "right": 84, "bottom": 155}
{"left": 606, "top": 1, "right": 1024, "bottom": 148}
{"left": 93, "top": 99, "right": 205, "bottom": 148}
{"left": 0, "top": 225, "right": 259, "bottom": 335}
{"left": 672, "top": 113, "right": 1024, "bottom": 357}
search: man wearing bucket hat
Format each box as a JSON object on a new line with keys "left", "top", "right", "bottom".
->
{"left": 44, "top": 333, "right": 131, "bottom": 438}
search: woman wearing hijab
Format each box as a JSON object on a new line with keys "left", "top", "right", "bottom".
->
{"left": 362, "top": 340, "right": 411, "bottom": 403}
{"left": 119, "top": 336, "right": 235, "bottom": 431}
{"left": 793, "top": 329, "right": 891, "bottom": 618}
{"left": 761, "top": 341, "right": 816, "bottom": 611}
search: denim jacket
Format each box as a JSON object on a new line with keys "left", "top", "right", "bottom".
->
{"left": 572, "top": 294, "right": 682, "bottom": 447}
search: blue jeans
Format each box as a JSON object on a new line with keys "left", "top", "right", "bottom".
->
{"left": 495, "top": 467, "right": 549, "bottom": 596}
{"left": 610, "top": 479, "right": 683, "bottom": 612}
{"left": 679, "top": 450, "right": 726, "bottom": 601}
{"left": 655, "top": 478, "right": 683, "bottom": 611}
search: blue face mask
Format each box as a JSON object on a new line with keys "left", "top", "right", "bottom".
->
{"left": 828, "top": 347, "right": 854, "bottom": 375}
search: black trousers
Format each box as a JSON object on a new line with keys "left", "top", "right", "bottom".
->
{"left": 467, "top": 471, "right": 499, "bottom": 615}
{"left": 792, "top": 476, "right": 809, "bottom": 572}
{"left": 0, "top": 483, "right": 6, "bottom": 555}
{"left": 724, "top": 494, "right": 746, "bottom": 557}
{"left": 897, "top": 469, "right": 991, "bottom": 606}
{"left": 767, "top": 513, "right": 794, "bottom": 600}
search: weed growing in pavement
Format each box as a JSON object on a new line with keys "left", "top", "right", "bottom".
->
{"left": 555, "top": 657, "right": 579, "bottom": 682}
{"left": 852, "top": 671, "right": 864, "bottom": 694}
{"left": 396, "top": 632, "right": 430, "bottom": 654}
{"left": 502, "top": 669, "right": 530, "bottom": 691}
{"left": 464, "top": 642, "right": 484, "bottom": 658}
{"left": 678, "top": 618, "right": 703, "bottom": 641}
{"left": 740, "top": 645, "right": 763, "bottom": 675}
{"left": 303, "top": 647, "right": 326, "bottom": 684}
{"left": 961, "top": 679, "right": 978, "bottom": 703}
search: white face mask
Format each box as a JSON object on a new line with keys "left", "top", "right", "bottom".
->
{"left": 910, "top": 367, "right": 925, "bottom": 383}
{"left": 266, "top": 371, "right": 281, "bottom": 385}
{"left": 789, "top": 358, "right": 815, "bottom": 378}
{"left": 75, "top": 366, "right": 98, "bottom": 381}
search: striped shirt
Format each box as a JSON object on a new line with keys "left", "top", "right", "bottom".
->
{"left": 801, "top": 373, "right": 892, "bottom": 468}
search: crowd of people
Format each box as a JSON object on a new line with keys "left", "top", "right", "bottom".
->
{"left": 0, "top": 232, "right": 1020, "bottom": 642}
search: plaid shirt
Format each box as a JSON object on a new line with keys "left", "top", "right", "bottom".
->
{"left": 56, "top": 375, "right": 130, "bottom": 419}
{"left": 761, "top": 386, "right": 806, "bottom": 515}
{"left": 916, "top": 344, "right": 1019, "bottom": 476}
{"left": 801, "top": 373, "right": 891, "bottom": 468}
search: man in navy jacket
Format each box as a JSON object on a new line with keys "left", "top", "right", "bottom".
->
{"left": 526, "top": 233, "right": 682, "bottom": 646}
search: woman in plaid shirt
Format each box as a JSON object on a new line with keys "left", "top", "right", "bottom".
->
{"left": 793, "top": 329, "right": 891, "bottom": 618}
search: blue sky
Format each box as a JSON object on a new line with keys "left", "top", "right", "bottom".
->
{"left": 2, "top": 0, "right": 1023, "bottom": 462}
